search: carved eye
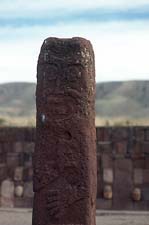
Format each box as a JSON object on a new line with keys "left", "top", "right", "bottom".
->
{"left": 43, "top": 64, "right": 59, "bottom": 81}
{"left": 66, "top": 65, "right": 82, "bottom": 81}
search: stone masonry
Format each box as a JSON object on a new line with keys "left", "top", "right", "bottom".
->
{"left": 0, "top": 126, "right": 149, "bottom": 210}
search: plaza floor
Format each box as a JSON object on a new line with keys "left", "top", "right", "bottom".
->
{"left": 0, "top": 208, "right": 149, "bottom": 225}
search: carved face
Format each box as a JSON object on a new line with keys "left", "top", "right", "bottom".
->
{"left": 37, "top": 38, "right": 94, "bottom": 93}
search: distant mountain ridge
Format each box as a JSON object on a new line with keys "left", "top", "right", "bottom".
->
{"left": 0, "top": 81, "right": 148, "bottom": 125}
{"left": 96, "top": 80, "right": 149, "bottom": 118}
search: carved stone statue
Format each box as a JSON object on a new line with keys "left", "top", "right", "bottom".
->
{"left": 32, "top": 37, "right": 97, "bottom": 225}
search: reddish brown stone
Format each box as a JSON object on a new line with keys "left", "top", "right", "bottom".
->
{"left": 33, "top": 37, "right": 97, "bottom": 225}
{"left": 132, "top": 143, "right": 144, "bottom": 159}
{"left": 111, "top": 127, "right": 128, "bottom": 142}
{"left": 114, "top": 141, "right": 127, "bottom": 156}
{"left": 134, "top": 159, "right": 145, "bottom": 168}
{"left": 113, "top": 159, "right": 133, "bottom": 210}
{"left": 96, "top": 198, "right": 112, "bottom": 210}
{"left": 96, "top": 127, "right": 104, "bottom": 141}
{"left": 143, "top": 169, "right": 149, "bottom": 184}
{"left": 143, "top": 142, "right": 149, "bottom": 155}
{"left": 145, "top": 158, "right": 149, "bottom": 169}
{"left": 102, "top": 153, "right": 113, "bottom": 169}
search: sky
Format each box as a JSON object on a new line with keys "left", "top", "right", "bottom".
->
{"left": 0, "top": 0, "right": 149, "bottom": 83}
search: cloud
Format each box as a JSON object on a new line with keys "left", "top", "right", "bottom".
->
{"left": 1, "top": 8, "right": 149, "bottom": 27}
{"left": 0, "top": 20, "right": 149, "bottom": 83}
{"left": 0, "top": 0, "right": 149, "bottom": 19}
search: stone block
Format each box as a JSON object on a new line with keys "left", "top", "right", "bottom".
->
{"left": 96, "top": 128, "right": 104, "bottom": 141}
{"left": 96, "top": 198, "right": 112, "bottom": 210}
{"left": 23, "top": 152, "right": 32, "bottom": 167}
{"left": 0, "top": 163, "right": 7, "bottom": 181}
{"left": 23, "top": 167, "right": 33, "bottom": 181}
{"left": 144, "top": 129, "right": 149, "bottom": 141}
{"left": 14, "top": 167, "right": 23, "bottom": 181}
{"left": 0, "top": 179, "right": 14, "bottom": 207}
{"left": 0, "top": 143, "right": 4, "bottom": 153}
{"left": 97, "top": 158, "right": 103, "bottom": 198}
{"left": 103, "top": 128, "right": 112, "bottom": 141}
{"left": 0, "top": 151, "right": 6, "bottom": 163}
{"left": 103, "top": 168, "right": 113, "bottom": 183}
{"left": 14, "top": 142, "right": 23, "bottom": 153}
{"left": 134, "top": 169, "right": 143, "bottom": 184}
{"left": 15, "top": 185, "right": 24, "bottom": 197}
{"left": 23, "top": 142, "right": 35, "bottom": 153}
{"left": 135, "top": 128, "right": 144, "bottom": 141}
{"left": 114, "top": 141, "right": 127, "bottom": 156}
{"left": 133, "top": 201, "right": 147, "bottom": 210}
{"left": 102, "top": 153, "right": 113, "bottom": 168}
{"left": 23, "top": 182, "right": 34, "bottom": 198}
{"left": 111, "top": 127, "right": 128, "bottom": 141}
{"left": 113, "top": 159, "right": 133, "bottom": 210}
{"left": 145, "top": 158, "right": 149, "bottom": 169}
{"left": 143, "top": 142, "right": 149, "bottom": 155}
{"left": 7, "top": 152, "right": 19, "bottom": 167}
{"left": 3, "top": 143, "right": 13, "bottom": 153}
{"left": 99, "top": 143, "right": 112, "bottom": 153}
{"left": 143, "top": 169, "right": 149, "bottom": 184}
{"left": 15, "top": 197, "right": 33, "bottom": 208}
{"left": 142, "top": 187, "right": 149, "bottom": 200}
{"left": 132, "top": 143, "right": 144, "bottom": 159}
{"left": 134, "top": 159, "right": 145, "bottom": 168}
{"left": 114, "top": 158, "right": 132, "bottom": 172}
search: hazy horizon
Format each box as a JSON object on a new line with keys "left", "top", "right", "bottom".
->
{"left": 0, "top": 0, "right": 149, "bottom": 83}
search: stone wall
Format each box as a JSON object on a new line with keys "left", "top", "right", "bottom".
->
{"left": 0, "top": 128, "right": 35, "bottom": 208}
{"left": 0, "top": 127, "right": 149, "bottom": 210}
{"left": 96, "top": 127, "right": 149, "bottom": 210}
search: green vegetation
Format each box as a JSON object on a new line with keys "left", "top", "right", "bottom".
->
{"left": 0, "top": 81, "right": 148, "bottom": 126}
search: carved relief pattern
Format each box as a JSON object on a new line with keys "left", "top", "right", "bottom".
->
{"left": 33, "top": 37, "right": 96, "bottom": 225}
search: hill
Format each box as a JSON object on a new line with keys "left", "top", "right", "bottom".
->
{"left": 0, "top": 81, "right": 148, "bottom": 126}
{"left": 0, "top": 82, "right": 36, "bottom": 126}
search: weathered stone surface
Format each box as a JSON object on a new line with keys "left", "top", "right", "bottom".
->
{"left": 132, "top": 188, "right": 141, "bottom": 201}
{"left": 113, "top": 159, "right": 133, "bottom": 210}
{"left": 114, "top": 141, "right": 127, "bottom": 156}
{"left": 103, "top": 185, "right": 113, "bottom": 200}
{"left": 0, "top": 179, "right": 14, "bottom": 207}
{"left": 14, "top": 197, "right": 33, "bottom": 208}
{"left": 134, "top": 159, "right": 145, "bottom": 168}
{"left": 0, "top": 163, "right": 7, "bottom": 181}
{"left": 23, "top": 167, "right": 33, "bottom": 181}
{"left": 103, "top": 169, "right": 113, "bottom": 183}
{"left": 24, "top": 182, "right": 34, "bottom": 198}
{"left": 145, "top": 158, "right": 149, "bottom": 169}
{"left": 96, "top": 198, "right": 112, "bottom": 210}
{"left": 15, "top": 185, "right": 23, "bottom": 197}
{"left": 143, "top": 142, "right": 149, "bottom": 155}
{"left": 13, "top": 142, "right": 23, "bottom": 153}
{"left": 23, "top": 142, "right": 35, "bottom": 153}
{"left": 7, "top": 152, "right": 19, "bottom": 167}
{"left": 134, "top": 169, "right": 143, "bottom": 185}
{"left": 33, "top": 37, "right": 97, "bottom": 225}
{"left": 111, "top": 127, "right": 128, "bottom": 141}
{"left": 14, "top": 167, "right": 23, "bottom": 181}
{"left": 142, "top": 187, "right": 149, "bottom": 200}
{"left": 102, "top": 153, "right": 113, "bottom": 168}
{"left": 143, "top": 169, "right": 149, "bottom": 184}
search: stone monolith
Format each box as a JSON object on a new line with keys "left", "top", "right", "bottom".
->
{"left": 32, "top": 37, "right": 97, "bottom": 225}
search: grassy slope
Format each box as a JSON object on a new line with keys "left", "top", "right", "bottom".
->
{"left": 0, "top": 81, "right": 148, "bottom": 126}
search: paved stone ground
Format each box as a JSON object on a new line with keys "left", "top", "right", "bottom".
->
{"left": 0, "top": 208, "right": 149, "bottom": 225}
